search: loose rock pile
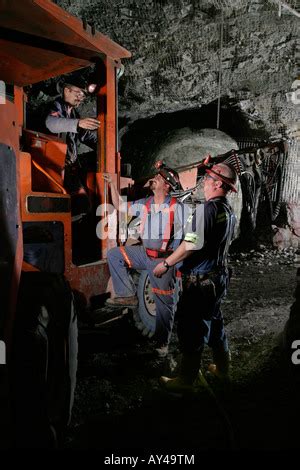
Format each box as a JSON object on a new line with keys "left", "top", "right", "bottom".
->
{"left": 230, "top": 245, "right": 299, "bottom": 267}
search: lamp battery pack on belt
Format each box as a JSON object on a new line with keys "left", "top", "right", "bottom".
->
{"left": 181, "top": 272, "right": 218, "bottom": 321}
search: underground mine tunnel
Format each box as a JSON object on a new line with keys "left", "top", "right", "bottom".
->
{"left": 0, "top": 0, "right": 299, "bottom": 453}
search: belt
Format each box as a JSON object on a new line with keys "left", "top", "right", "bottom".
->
{"left": 183, "top": 267, "right": 226, "bottom": 283}
{"left": 146, "top": 248, "right": 173, "bottom": 259}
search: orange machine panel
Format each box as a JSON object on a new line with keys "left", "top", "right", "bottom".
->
{"left": 23, "top": 129, "right": 67, "bottom": 193}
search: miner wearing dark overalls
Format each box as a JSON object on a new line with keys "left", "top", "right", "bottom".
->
{"left": 45, "top": 76, "right": 100, "bottom": 218}
{"left": 153, "top": 163, "right": 237, "bottom": 392}
{"left": 104, "top": 166, "right": 186, "bottom": 357}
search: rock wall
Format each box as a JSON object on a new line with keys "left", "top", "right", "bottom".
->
{"left": 56, "top": 0, "right": 298, "bottom": 138}
{"left": 52, "top": 0, "right": 299, "bottom": 248}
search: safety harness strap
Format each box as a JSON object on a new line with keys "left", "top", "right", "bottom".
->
{"left": 140, "top": 196, "right": 177, "bottom": 254}
{"left": 145, "top": 248, "right": 172, "bottom": 258}
{"left": 161, "top": 196, "right": 177, "bottom": 251}
{"left": 139, "top": 196, "right": 153, "bottom": 239}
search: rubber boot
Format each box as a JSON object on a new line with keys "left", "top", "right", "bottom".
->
{"left": 208, "top": 349, "right": 231, "bottom": 380}
{"left": 160, "top": 352, "right": 208, "bottom": 394}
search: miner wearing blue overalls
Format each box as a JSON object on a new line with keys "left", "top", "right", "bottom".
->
{"left": 104, "top": 165, "right": 186, "bottom": 357}
{"left": 153, "top": 163, "right": 237, "bottom": 392}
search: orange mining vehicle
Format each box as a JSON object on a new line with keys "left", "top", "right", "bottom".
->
{"left": 0, "top": 0, "right": 131, "bottom": 447}
{"left": 1, "top": 0, "right": 282, "bottom": 449}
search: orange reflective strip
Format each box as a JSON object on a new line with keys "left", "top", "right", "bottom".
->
{"left": 120, "top": 246, "right": 132, "bottom": 268}
{"left": 140, "top": 196, "right": 152, "bottom": 237}
{"left": 152, "top": 287, "right": 174, "bottom": 295}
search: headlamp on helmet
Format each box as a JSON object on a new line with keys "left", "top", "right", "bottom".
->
{"left": 60, "top": 74, "right": 99, "bottom": 97}
{"left": 154, "top": 160, "right": 182, "bottom": 191}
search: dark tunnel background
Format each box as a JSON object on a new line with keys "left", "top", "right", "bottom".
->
{"left": 120, "top": 100, "right": 287, "bottom": 250}
{"left": 120, "top": 99, "right": 269, "bottom": 180}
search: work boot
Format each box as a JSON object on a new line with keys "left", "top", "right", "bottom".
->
{"left": 207, "top": 349, "right": 231, "bottom": 380}
{"left": 159, "top": 351, "right": 203, "bottom": 394}
{"left": 160, "top": 369, "right": 209, "bottom": 394}
{"left": 106, "top": 296, "right": 138, "bottom": 308}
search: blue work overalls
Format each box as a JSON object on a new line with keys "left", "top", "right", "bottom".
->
{"left": 107, "top": 195, "right": 185, "bottom": 345}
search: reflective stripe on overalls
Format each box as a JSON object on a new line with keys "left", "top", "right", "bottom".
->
{"left": 119, "top": 246, "right": 132, "bottom": 268}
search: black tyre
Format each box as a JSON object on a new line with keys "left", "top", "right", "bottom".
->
{"left": 11, "top": 272, "right": 78, "bottom": 448}
{"left": 133, "top": 271, "right": 156, "bottom": 338}
{"left": 133, "top": 270, "right": 181, "bottom": 338}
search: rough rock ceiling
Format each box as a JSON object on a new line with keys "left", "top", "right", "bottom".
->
{"left": 56, "top": 0, "right": 299, "bottom": 138}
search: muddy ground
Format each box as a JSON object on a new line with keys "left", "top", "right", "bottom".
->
{"left": 65, "top": 246, "right": 300, "bottom": 453}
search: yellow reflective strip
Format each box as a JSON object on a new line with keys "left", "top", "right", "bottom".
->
{"left": 184, "top": 233, "right": 198, "bottom": 243}
{"left": 216, "top": 214, "right": 227, "bottom": 222}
